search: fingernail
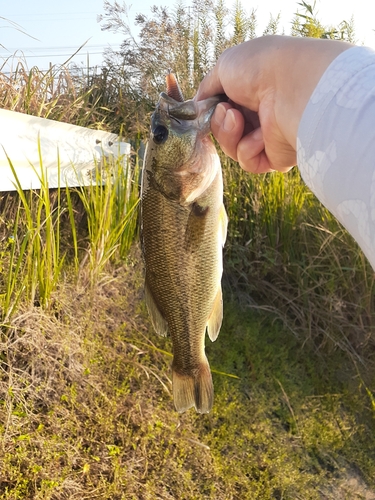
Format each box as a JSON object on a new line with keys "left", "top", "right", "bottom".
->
{"left": 213, "top": 103, "right": 226, "bottom": 126}
{"left": 223, "top": 109, "right": 236, "bottom": 132}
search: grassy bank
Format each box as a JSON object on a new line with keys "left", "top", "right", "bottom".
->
{"left": 1, "top": 252, "right": 375, "bottom": 499}
{"left": 223, "top": 158, "right": 375, "bottom": 364}
{"left": 1, "top": 24, "right": 375, "bottom": 497}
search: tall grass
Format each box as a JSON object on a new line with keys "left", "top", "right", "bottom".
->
{"left": 0, "top": 198, "right": 29, "bottom": 322}
{"left": 0, "top": 57, "right": 140, "bottom": 321}
{"left": 0, "top": 55, "right": 116, "bottom": 130}
{"left": 0, "top": 146, "right": 139, "bottom": 322}
{"left": 0, "top": 149, "right": 64, "bottom": 319}
{"left": 74, "top": 150, "right": 140, "bottom": 284}
{"left": 222, "top": 154, "right": 375, "bottom": 365}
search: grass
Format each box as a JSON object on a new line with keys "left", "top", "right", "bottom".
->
{"left": 0, "top": 41, "right": 375, "bottom": 499}
{"left": 0, "top": 143, "right": 139, "bottom": 321}
{"left": 222, "top": 155, "right": 375, "bottom": 364}
{"left": 1, "top": 256, "right": 374, "bottom": 499}
{"left": 74, "top": 152, "right": 140, "bottom": 284}
{"left": 205, "top": 301, "right": 375, "bottom": 498}
{"left": 4, "top": 149, "right": 65, "bottom": 313}
{"left": 0, "top": 53, "right": 120, "bottom": 132}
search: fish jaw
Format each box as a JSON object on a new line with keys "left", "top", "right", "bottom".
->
{"left": 147, "top": 93, "right": 225, "bottom": 197}
{"left": 144, "top": 111, "right": 222, "bottom": 205}
{"left": 152, "top": 93, "right": 223, "bottom": 141}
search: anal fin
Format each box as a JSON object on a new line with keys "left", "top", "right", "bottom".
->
{"left": 207, "top": 286, "right": 223, "bottom": 342}
{"left": 145, "top": 281, "right": 169, "bottom": 336}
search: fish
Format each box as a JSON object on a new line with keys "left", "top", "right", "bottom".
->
{"left": 140, "top": 73, "right": 228, "bottom": 413}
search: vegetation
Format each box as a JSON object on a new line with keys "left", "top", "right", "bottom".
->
{"left": 1, "top": 264, "right": 375, "bottom": 499}
{"left": 1, "top": 1, "right": 375, "bottom": 498}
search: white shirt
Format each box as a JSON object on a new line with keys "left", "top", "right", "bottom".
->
{"left": 297, "top": 46, "right": 375, "bottom": 270}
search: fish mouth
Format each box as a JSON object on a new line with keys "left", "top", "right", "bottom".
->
{"left": 154, "top": 93, "right": 227, "bottom": 137}
{"left": 157, "top": 72, "right": 227, "bottom": 126}
{"left": 157, "top": 93, "right": 198, "bottom": 120}
{"left": 194, "top": 94, "right": 227, "bottom": 133}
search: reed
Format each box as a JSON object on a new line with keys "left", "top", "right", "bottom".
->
{"left": 0, "top": 144, "right": 139, "bottom": 320}
{"left": 73, "top": 150, "right": 139, "bottom": 284}
{"left": 222, "top": 155, "right": 375, "bottom": 361}
{"left": 0, "top": 55, "right": 115, "bottom": 130}
{"left": 0, "top": 148, "right": 66, "bottom": 317}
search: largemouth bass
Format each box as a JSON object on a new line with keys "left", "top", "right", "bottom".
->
{"left": 141, "top": 73, "right": 227, "bottom": 414}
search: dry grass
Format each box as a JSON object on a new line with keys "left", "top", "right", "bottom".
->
{"left": 1, "top": 246, "right": 375, "bottom": 499}
{"left": 0, "top": 56, "right": 112, "bottom": 130}
{"left": 0, "top": 17, "right": 374, "bottom": 497}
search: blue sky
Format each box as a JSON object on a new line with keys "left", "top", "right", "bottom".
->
{"left": 0, "top": 0, "right": 124, "bottom": 72}
{"left": 1, "top": 0, "right": 374, "bottom": 73}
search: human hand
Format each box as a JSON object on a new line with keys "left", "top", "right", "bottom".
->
{"left": 196, "top": 36, "right": 352, "bottom": 174}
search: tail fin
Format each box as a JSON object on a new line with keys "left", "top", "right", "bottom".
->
{"left": 172, "top": 360, "right": 213, "bottom": 414}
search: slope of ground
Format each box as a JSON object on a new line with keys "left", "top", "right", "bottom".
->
{"left": 1, "top": 247, "right": 375, "bottom": 499}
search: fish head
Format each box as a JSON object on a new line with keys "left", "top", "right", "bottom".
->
{"left": 143, "top": 75, "right": 225, "bottom": 204}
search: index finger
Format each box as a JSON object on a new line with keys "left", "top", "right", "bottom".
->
{"left": 195, "top": 65, "right": 225, "bottom": 101}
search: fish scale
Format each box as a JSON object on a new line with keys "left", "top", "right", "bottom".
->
{"left": 141, "top": 74, "right": 227, "bottom": 413}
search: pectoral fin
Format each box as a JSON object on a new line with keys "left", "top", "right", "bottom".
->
{"left": 207, "top": 286, "right": 223, "bottom": 342}
{"left": 145, "top": 281, "right": 169, "bottom": 336}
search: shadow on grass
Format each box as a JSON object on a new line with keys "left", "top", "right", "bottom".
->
{"left": 1, "top": 266, "right": 374, "bottom": 500}
{"left": 201, "top": 298, "right": 375, "bottom": 499}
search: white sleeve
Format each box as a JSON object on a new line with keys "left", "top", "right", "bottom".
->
{"left": 297, "top": 45, "right": 375, "bottom": 270}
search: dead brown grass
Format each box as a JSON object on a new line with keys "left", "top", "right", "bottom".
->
{"left": 0, "top": 57, "right": 111, "bottom": 129}
{"left": 1, "top": 246, "right": 375, "bottom": 499}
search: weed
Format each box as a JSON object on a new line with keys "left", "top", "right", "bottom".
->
{"left": 0, "top": 4, "right": 374, "bottom": 498}
{"left": 73, "top": 150, "right": 139, "bottom": 285}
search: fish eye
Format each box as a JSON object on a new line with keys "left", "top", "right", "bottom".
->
{"left": 153, "top": 125, "right": 169, "bottom": 145}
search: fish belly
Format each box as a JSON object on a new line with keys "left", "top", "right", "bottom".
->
{"left": 141, "top": 170, "right": 226, "bottom": 413}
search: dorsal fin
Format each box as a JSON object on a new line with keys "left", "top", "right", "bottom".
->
{"left": 166, "top": 72, "right": 184, "bottom": 102}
